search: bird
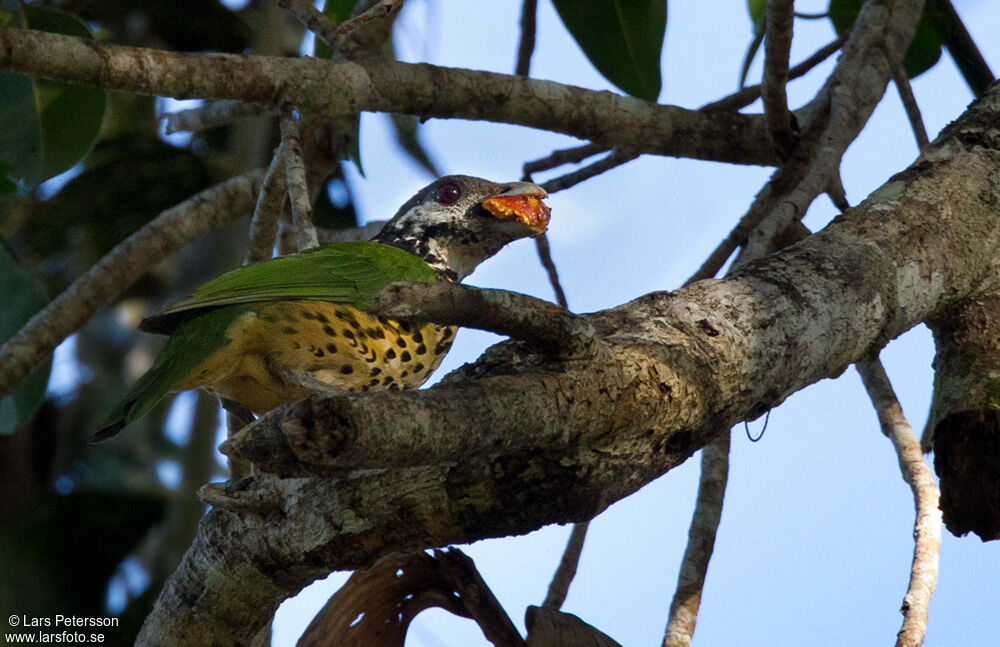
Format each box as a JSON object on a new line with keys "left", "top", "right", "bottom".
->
{"left": 94, "top": 175, "right": 550, "bottom": 441}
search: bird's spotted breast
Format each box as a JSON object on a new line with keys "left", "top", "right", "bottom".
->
{"left": 177, "top": 301, "right": 455, "bottom": 412}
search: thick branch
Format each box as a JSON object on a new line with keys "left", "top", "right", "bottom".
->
{"left": 141, "top": 85, "right": 1000, "bottom": 645}
{"left": 0, "top": 26, "right": 776, "bottom": 166}
{"left": 372, "top": 281, "right": 595, "bottom": 355}
{"left": 222, "top": 282, "right": 599, "bottom": 472}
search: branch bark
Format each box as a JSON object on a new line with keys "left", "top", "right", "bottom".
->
{"left": 856, "top": 360, "right": 941, "bottom": 647}
{"left": 0, "top": 26, "right": 776, "bottom": 166}
{"left": 762, "top": 0, "right": 796, "bottom": 159}
{"left": 136, "top": 84, "right": 1000, "bottom": 645}
{"left": 278, "top": 104, "right": 320, "bottom": 250}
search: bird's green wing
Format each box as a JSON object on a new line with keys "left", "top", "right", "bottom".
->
{"left": 141, "top": 241, "right": 441, "bottom": 334}
{"left": 94, "top": 305, "right": 247, "bottom": 441}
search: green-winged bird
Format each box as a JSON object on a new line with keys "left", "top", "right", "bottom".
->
{"left": 94, "top": 175, "right": 550, "bottom": 441}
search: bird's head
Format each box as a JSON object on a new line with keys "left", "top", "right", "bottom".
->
{"left": 373, "top": 175, "right": 550, "bottom": 280}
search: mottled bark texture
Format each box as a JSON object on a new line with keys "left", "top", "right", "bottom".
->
{"left": 0, "top": 26, "right": 775, "bottom": 166}
{"left": 925, "top": 280, "right": 1000, "bottom": 539}
{"left": 134, "top": 84, "right": 1000, "bottom": 645}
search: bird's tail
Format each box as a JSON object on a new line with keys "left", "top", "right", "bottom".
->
{"left": 93, "top": 307, "right": 241, "bottom": 442}
{"left": 93, "top": 358, "right": 178, "bottom": 442}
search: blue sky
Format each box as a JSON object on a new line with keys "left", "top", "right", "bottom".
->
{"left": 214, "top": 1, "right": 1000, "bottom": 644}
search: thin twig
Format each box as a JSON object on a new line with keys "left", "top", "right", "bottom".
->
{"left": 515, "top": 0, "right": 538, "bottom": 77}
{"left": 762, "top": 0, "right": 796, "bottom": 159}
{"left": 663, "top": 433, "right": 730, "bottom": 647}
{"left": 275, "top": 0, "right": 339, "bottom": 51}
{"left": 540, "top": 149, "right": 638, "bottom": 194}
{"left": 542, "top": 520, "right": 589, "bottom": 609}
{"left": 855, "top": 359, "right": 941, "bottom": 647}
{"left": 162, "top": 100, "right": 271, "bottom": 134}
{"left": 888, "top": 56, "right": 930, "bottom": 151}
{"left": 334, "top": 0, "right": 403, "bottom": 58}
{"left": 523, "top": 143, "right": 609, "bottom": 179}
{"left": 245, "top": 144, "right": 287, "bottom": 264}
{"left": 703, "top": 36, "right": 844, "bottom": 112}
{"left": 278, "top": 104, "right": 319, "bottom": 250}
{"left": 534, "top": 234, "right": 568, "bottom": 309}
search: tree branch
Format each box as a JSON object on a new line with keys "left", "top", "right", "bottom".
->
{"left": 244, "top": 145, "right": 287, "bottom": 264}
{"left": 0, "top": 26, "right": 777, "bottom": 166}
{"left": 275, "top": 0, "right": 339, "bottom": 51}
{"left": 724, "top": 0, "right": 926, "bottom": 264}
{"left": 0, "top": 170, "right": 263, "bottom": 399}
{"left": 663, "top": 433, "right": 729, "bottom": 647}
{"left": 542, "top": 521, "right": 589, "bottom": 610}
{"left": 701, "top": 36, "right": 844, "bottom": 112}
{"left": 534, "top": 234, "right": 569, "bottom": 311}
{"left": 278, "top": 104, "right": 319, "bottom": 250}
{"left": 515, "top": 0, "right": 538, "bottom": 77}
{"left": 762, "top": 0, "right": 796, "bottom": 159}
{"left": 888, "top": 56, "right": 930, "bottom": 151}
{"left": 538, "top": 150, "right": 638, "bottom": 194}
{"left": 139, "top": 84, "right": 1000, "bottom": 643}
{"left": 162, "top": 100, "right": 270, "bottom": 134}
{"left": 523, "top": 143, "right": 609, "bottom": 178}
{"left": 371, "top": 282, "right": 595, "bottom": 356}
{"left": 855, "top": 360, "right": 941, "bottom": 647}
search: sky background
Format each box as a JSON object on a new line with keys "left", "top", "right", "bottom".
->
{"left": 192, "top": 0, "right": 999, "bottom": 644}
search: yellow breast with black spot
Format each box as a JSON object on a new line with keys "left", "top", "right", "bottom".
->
{"left": 175, "top": 301, "right": 455, "bottom": 413}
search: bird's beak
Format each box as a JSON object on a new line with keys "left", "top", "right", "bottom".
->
{"left": 481, "top": 182, "right": 550, "bottom": 235}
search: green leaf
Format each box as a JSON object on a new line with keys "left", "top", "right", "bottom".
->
{"left": 828, "top": 0, "right": 943, "bottom": 79}
{"left": 0, "top": 5, "right": 107, "bottom": 187}
{"left": 901, "top": 10, "right": 943, "bottom": 78}
{"left": 747, "top": 0, "right": 766, "bottom": 34}
{"left": 0, "top": 244, "right": 52, "bottom": 435}
{"left": 551, "top": 0, "right": 667, "bottom": 101}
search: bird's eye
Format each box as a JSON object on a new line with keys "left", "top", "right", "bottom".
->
{"left": 435, "top": 181, "right": 462, "bottom": 205}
